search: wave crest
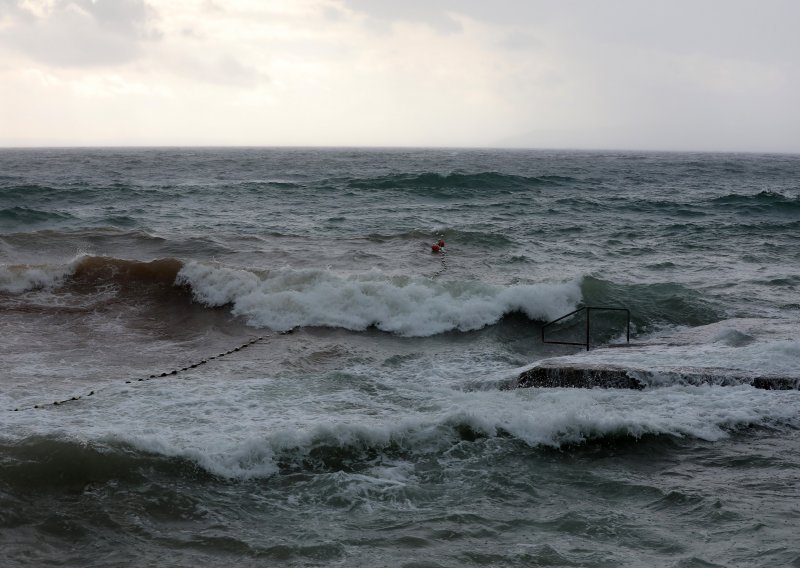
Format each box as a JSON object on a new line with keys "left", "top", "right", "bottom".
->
{"left": 71, "top": 256, "right": 184, "bottom": 289}
{"left": 711, "top": 190, "right": 800, "bottom": 211}
{"left": 0, "top": 255, "right": 185, "bottom": 295}
{"left": 347, "top": 171, "right": 574, "bottom": 196}
{"left": 6, "top": 384, "right": 797, "bottom": 483}
{"left": 2, "top": 255, "right": 579, "bottom": 334}
{"left": 177, "top": 262, "right": 582, "bottom": 336}
{"left": 0, "top": 263, "right": 71, "bottom": 294}
{"left": 0, "top": 206, "right": 73, "bottom": 225}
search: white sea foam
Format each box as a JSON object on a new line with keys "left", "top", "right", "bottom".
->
{"left": 537, "top": 318, "right": 800, "bottom": 383}
{"left": 4, "top": 297, "right": 799, "bottom": 484}
{"left": 0, "top": 263, "right": 72, "bottom": 293}
{"left": 0, "top": 253, "right": 105, "bottom": 294}
{"left": 6, "top": 365, "right": 800, "bottom": 481}
{"left": 90, "top": 385, "right": 800, "bottom": 479}
{"left": 177, "top": 261, "right": 583, "bottom": 336}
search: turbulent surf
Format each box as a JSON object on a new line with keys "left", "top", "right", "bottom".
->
{"left": 2, "top": 148, "right": 799, "bottom": 567}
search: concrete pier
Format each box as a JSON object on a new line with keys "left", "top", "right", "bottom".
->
{"left": 516, "top": 318, "right": 800, "bottom": 390}
{"left": 517, "top": 363, "right": 800, "bottom": 390}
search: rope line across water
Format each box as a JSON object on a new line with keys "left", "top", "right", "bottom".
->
{"left": 8, "top": 330, "right": 295, "bottom": 413}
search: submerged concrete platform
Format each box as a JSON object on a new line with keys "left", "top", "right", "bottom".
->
{"left": 517, "top": 363, "right": 800, "bottom": 390}
{"left": 517, "top": 318, "right": 800, "bottom": 390}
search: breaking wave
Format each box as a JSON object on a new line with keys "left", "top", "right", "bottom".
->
{"left": 0, "top": 263, "right": 72, "bottom": 294}
{"left": 0, "top": 256, "right": 184, "bottom": 295}
{"left": 0, "top": 255, "right": 582, "bottom": 335}
{"left": 580, "top": 276, "right": 722, "bottom": 330}
{"left": 71, "top": 255, "right": 183, "bottom": 289}
{"left": 177, "top": 261, "right": 582, "bottom": 336}
{"left": 711, "top": 190, "right": 800, "bottom": 212}
{"left": 1, "top": 256, "right": 729, "bottom": 335}
{"left": 4, "top": 384, "right": 799, "bottom": 483}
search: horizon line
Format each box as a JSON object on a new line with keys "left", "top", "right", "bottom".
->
{"left": 1, "top": 144, "right": 798, "bottom": 157}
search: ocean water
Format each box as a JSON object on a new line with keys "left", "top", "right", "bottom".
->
{"left": 1, "top": 148, "right": 799, "bottom": 567}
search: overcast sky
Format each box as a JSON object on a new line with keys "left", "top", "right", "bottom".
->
{"left": 1, "top": 0, "right": 798, "bottom": 152}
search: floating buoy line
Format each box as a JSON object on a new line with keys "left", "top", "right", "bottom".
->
{"left": 11, "top": 238, "right": 451, "bottom": 413}
{"left": 8, "top": 329, "right": 295, "bottom": 413}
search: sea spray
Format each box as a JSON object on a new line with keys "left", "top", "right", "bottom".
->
{"left": 3, "top": 148, "right": 800, "bottom": 567}
{"left": 177, "top": 261, "right": 583, "bottom": 335}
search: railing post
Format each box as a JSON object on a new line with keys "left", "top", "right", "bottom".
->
{"left": 585, "top": 308, "right": 591, "bottom": 350}
{"left": 542, "top": 306, "right": 630, "bottom": 351}
{"left": 626, "top": 309, "right": 630, "bottom": 343}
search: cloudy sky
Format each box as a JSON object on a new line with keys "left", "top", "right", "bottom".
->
{"left": 1, "top": 0, "right": 798, "bottom": 152}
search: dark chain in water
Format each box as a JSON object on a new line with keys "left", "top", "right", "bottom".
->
{"left": 12, "top": 237, "right": 444, "bottom": 412}
{"left": 8, "top": 330, "right": 295, "bottom": 412}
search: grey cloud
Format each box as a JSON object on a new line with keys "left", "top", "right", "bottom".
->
{"left": 0, "top": 0, "right": 160, "bottom": 67}
{"left": 0, "top": 0, "right": 33, "bottom": 22}
{"left": 213, "top": 55, "right": 268, "bottom": 88}
{"left": 342, "top": 0, "right": 800, "bottom": 62}
{"left": 343, "top": 0, "right": 463, "bottom": 33}
{"left": 74, "top": 0, "right": 160, "bottom": 39}
{"left": 180, "top": 54, "right": 269, "bottom": 89}
{"left": 322, "top": 4, "right": 346, "bottom": 22}
{"left": 496, "top": 31, "right": 543, "bottom": 51}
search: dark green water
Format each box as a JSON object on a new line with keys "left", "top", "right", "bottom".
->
{"left": 1, "top": 148, "right": 799, "bottom": 566}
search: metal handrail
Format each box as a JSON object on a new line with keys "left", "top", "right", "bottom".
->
{"left": 542, "top": 306, "right": 630, "bottom": 351}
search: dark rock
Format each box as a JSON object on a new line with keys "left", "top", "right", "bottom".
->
{"left": 517, "top": 364, "right": 799, "bottom": 390}
{"left": 517, "top": 365, "right": 643, "bottom": 390}
{"left": 752, "top": 377, "right": 800, "bottom": 390}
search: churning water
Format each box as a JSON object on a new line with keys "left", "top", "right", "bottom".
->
{"left": 1, "top": 148, "right": 799, "bottom": 566}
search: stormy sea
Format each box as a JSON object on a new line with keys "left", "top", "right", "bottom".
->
{"left": 1, "top": 148, "right": 799, "bottom": 567}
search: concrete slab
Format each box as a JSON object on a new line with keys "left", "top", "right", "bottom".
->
{"left": 517, "top": 318, "right": 800, "bottom": 390}
{"left": 517, "top": 363, "right": 800, "bottom": 390}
